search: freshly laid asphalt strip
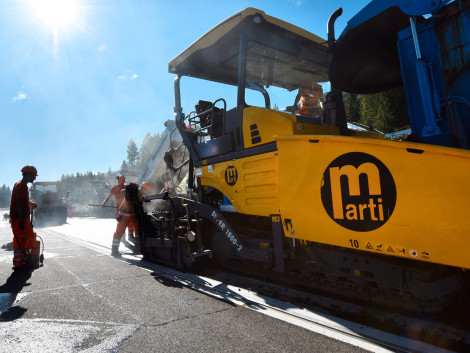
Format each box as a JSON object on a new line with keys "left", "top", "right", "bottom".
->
{"left": 0, "top": 218, "right": 369, "bottom": 353}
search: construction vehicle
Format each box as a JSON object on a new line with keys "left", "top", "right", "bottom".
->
{"left": 135, "top": 1, "right": 470, "bottom": 313}
{"left": 30, "top": 181, "right": 68, "bottom": 225}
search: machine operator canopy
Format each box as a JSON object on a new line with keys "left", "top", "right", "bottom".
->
{"left": 168, "top": 8, "right": 329, "bottom": 92}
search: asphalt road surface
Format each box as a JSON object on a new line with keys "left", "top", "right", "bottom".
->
{"left": 0, "top": 214, "right": 389, "bottom": 352}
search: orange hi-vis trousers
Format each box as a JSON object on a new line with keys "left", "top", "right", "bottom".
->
{"left": 11, "top": 218, "right": 36, "bottom": 268}
{"left": 112, "top": 215, "right": 137, "bottom": 249}
{"left": 115, "top": 209, "right": 135, "bottom": 237}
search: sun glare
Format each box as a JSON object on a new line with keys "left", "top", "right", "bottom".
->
{"left": 32, "top": 0, "right": 80, "bottom": 31}
{"left": 29, "top": 0, "right": 85, "bottom": 55}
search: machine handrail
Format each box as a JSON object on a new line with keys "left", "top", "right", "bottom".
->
{"left": 183, "top": 99, "right": 227, "bottom": 138}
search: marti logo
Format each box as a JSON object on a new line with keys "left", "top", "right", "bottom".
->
{"left": 225, "top": 166, "right": 238, "bottom": 186}
{"left": 321, "top": 152, "right": 396, "bottom": 232}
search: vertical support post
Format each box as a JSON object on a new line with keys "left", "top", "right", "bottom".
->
{"left": 326, "top": 8, "right": 349, "bottom": 136}
{"left": 409, "top": 16, "right": 422, "bottom": 60}
{"left": 237, "top": 34, "right": 247, "bottom": 108}
{"left": 409, "top": 16, "right": 441, "bottom": 137}
{"left": 195, "top": 211, "right": 203, "bottom": 252}
{"left": 174, "top": 75, "right": 183, "bottom": 118}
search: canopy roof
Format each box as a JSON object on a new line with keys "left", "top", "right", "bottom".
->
{"left": 168, "top": 8, "right": 329, "bottom": 91}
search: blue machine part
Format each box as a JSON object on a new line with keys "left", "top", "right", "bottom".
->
{"left": 330, "top": 0, "right": 470, "bottom": 149}
{"left": 398, "top": 1, "right": 470, "bottom": 148}
{"left": 343, "top": 0, "right": 451, "bottom": 31}
{"left": 220, "top": 195, "right": 237, "bottom": 212}
{"left": 435, "top": 2, "right": 470, "bottom": 148}
{"left": 397, "top": 17, "right": 450, "bottom": 145}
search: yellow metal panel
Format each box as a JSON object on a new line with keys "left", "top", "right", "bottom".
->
{"left": 276, "top": 135, "right": 470, "bottom": 270}
{"left": 199, "top": 152, "right": 280, "bottom": 216}
{"left": 242, "top": 107, "right": 382, "bottom": 149}
{"left": 243, "top": 107, "right": 294, "bottom": 148}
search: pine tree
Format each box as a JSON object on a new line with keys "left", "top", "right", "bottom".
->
{"left": 138, "top": 132, "right": 161, "bottom": 169}
{"left": 126, "top": 138, "right": 139, "bottom": 168}
{"left": 345, "top": 93, "right": 361, "bottom": 122}
{"left": 120, "top": 160, "right": 129, "bottom": 171}
{"left": 359, "top": 93, "right": 380, "bottom": 129}
{"left": 138, "top": 133, "right": 151, "bottom": 169}
{"left": 0, "top": 184, "right": 11, "bottom": 207}
{"left": 358, "top": 87, "right": 409, "bottom": 132}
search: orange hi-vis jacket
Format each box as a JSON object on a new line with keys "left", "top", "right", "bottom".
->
{"left": 10, "top": 180, "right": 35, "bottom": 268}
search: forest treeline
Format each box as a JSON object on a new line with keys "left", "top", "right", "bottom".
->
{"left": 0, "top": 185, "right": 11, "bottom": 209}
{"left": 344, "top": 87, "right": 410, "bottom": 132}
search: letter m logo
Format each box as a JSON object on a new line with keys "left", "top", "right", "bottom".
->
{"left": 329, "top": 163, "right": 382, "bottom": 219}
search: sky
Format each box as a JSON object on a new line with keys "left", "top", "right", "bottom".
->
{"left": 0, "top": 0, "right": 370, "bottom": 189}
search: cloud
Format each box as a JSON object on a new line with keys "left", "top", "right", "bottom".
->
{"left": 12, "top": 92, "right": 27, "bottom": 102}
{"left": 289, "top": 0, "right": 303, "bottom": 5}
{"left": 118, "top": 71, "right": 138, "bottom": 80}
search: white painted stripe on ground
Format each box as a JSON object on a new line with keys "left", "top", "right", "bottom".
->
{"left": 246, "top": 305, "right": 396, "bottom": 353}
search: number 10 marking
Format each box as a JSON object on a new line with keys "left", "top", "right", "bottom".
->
{"left": 349, "top": 239, "right": 359, "bottom": 248}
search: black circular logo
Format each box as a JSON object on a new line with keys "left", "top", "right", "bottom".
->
{"left": 225, "top": 166, "right": 238, "bottom": 186}
{"left": 321, "top": 152, "right": 396, "bottom": 232}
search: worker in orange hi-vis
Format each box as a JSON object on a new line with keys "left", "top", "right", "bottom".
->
{"left": 102, "top": 175, "right": 134, "bottom": 241}
{"left": 111, "top": 182, "right": 152, "bottom": 256}
{"left": 10, "top": 166, "right": 38, "bottom": 270}
{"left": 294, "top": 83, "right": 324, "bottom": 117}
{"left": 102, "top": 175, "right": 126, "bottom": 217}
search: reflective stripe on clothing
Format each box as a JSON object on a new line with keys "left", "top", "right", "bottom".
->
{"left": 119, "top": 209, "right": 134, "bottom": 217}
{"left": 14, "top": 248, "right": 31, "bottom": 254}
{"left": 11, "top": 218, "right": 36, "bottom": 268}
{"left": 13, "top": 257, "right": 28, "bottom": 263}
{"left": 13, "top": 249, "right": 31, "bottom": 264}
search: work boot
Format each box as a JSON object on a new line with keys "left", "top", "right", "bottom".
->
{"left": 111, "top": 243, "right": 120, "bottom": 257}
{"left": 12, "top": 265, "right": 30, "bottom": 272}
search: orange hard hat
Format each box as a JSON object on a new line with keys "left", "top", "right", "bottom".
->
{"left": 21, "top": 165, "right": 38, "bottom": 176}
{"left": 141, "top": 182, "right": 151, "bottom": 191}
{"left": 117, "top": 175, "right": 125, "bottom": 184}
